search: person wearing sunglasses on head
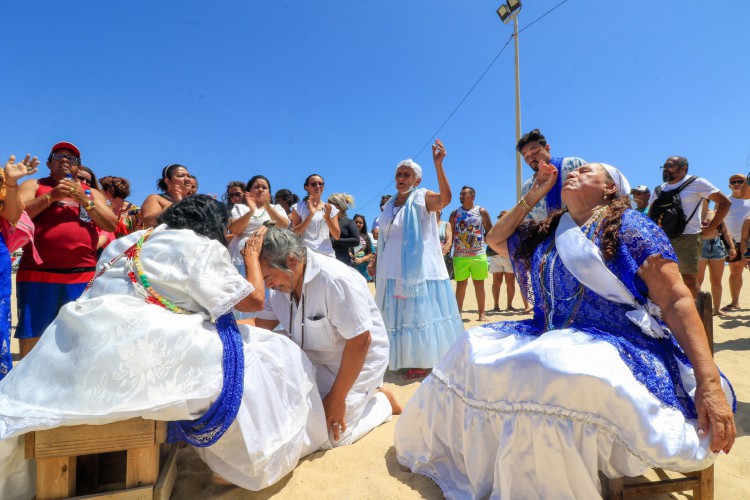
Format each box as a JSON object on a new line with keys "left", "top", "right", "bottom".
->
{"left": 291, "top": 174, "right": 341, "bottom": 257}
{"left": 719, "top": 173, "right": 750, "bottom": 312}
{"left": 15, "top": 142, "right": 116, "bottom": 358}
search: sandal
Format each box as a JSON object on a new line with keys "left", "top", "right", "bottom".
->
{"left": 720, "top": 303, "right": 739, "bottom": 312}
{"left": 403, "top": 369, "right": 427, "bottom": 380}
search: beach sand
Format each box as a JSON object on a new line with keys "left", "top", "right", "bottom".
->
{"left": 11, "top": 274, "right": 749, "bottom": 499}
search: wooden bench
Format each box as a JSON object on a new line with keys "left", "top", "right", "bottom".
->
{"left": 25, "top": 418, "right": 177, "bottom": 500}
{"left": 601, "top": 290, "right": 715, "bottom": 499}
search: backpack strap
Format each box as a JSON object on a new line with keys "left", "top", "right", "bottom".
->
{"left": 676, "top": 176, "right": 700, "bottom": 224}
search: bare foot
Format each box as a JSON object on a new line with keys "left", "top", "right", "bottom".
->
{"left": 713, "top": 310, "right": 728, "bottom": 317}
{"left": 478, "top": 314, "right": 488, "bottom": 321}
{"left": 380, "top": 386, "right": 403, "bottom": 415}
{"left": 521, "top": 308, "right": 532, "bottom": 314}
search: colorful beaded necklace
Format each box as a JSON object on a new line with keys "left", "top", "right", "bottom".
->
{"left": 85, "top": 228, "right": 191, "bottom": 315}
{"left": 127, "top": 229, "right": 190, "bottom": 314}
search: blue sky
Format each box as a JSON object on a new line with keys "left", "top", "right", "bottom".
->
{"left": 3, "top": 0, "right": 749, "bottom": 225}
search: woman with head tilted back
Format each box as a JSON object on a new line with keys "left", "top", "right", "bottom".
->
{"left": 140, "top": 164, "right": 191, "bottom": 228}
{"left": 290, "top": 174, "right": 341, "bottom": 257}
{"left": 395, "top": 162, "right": 736, "bottom": 498}
{"left": 370, "top": 140, "right": 463, "bottom": 378}
{"left": 0, "top": 195, "right": 331, "bottom": 493}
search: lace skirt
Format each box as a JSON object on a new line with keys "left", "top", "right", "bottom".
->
{"left": 378, "top": 278, "right": 463, "bottom": 370}
{"left": 394, "top": 324, "right": 735, "bottom": 499}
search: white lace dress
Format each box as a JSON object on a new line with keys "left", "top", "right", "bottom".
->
{"left": 0, "top": 226, "right": 330, "bottom": 497}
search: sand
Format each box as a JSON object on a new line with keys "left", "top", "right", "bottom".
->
{"left": 11, "top": 274, "right": 749, "bottom": 499}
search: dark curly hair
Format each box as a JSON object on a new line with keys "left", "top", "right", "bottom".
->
{"left": 158, "top": 194, "right": 230, "bottom": 246}
{"left": 515, "top": 197, "right": 631, "bottom": 264}
{"left": 157, "top": 164, "right": 187, "bottom": 192}
{"left": 516, "top": 128, "right": 547, "bottom": 153}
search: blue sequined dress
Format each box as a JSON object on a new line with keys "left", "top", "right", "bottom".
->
{"left": 395, "top": 210, "right": 736, "bottom": 499}
{"left": 0, "top": 233, "right": 11, "bottom": 380}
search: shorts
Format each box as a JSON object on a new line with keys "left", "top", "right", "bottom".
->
{"left": 727, "top": 240, "right": 742, "bottom": 263}
{"left": 700, "top": 237, "right": 727, "bottom": 260}
{"left": 489, "top": 254, "right": 513, "bottom": 274}
{"left": 15, "top": 281, "right": 88, "bottom": 339}
{"left": 453, "top": 255, "right": 489, "bottom": 281}
{"left": 670, "top": 233, "right": 701, "bottom": 275}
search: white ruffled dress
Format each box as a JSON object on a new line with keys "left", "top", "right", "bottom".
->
{"left": 0, "top": 226, "right": 330, "bottom": 496}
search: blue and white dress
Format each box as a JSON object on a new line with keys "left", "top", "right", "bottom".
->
{"left": 0, "top": 233, "right": 11, "bottom": 380}
{"left": 395, "top": 210, "right": 736, "bottom": 499}
{"left": 375, "top": 188, "right": 463, "bottom": 370}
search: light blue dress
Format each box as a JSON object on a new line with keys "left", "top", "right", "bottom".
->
{"left": 375, "top": 189, "right": 463, "bottom": 370}
{"left": 395, "top": 210, "right": 736, "bottom": 498}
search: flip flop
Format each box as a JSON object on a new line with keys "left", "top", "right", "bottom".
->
{"left": 720, "top": 304, "right": 739, "bottom": 312}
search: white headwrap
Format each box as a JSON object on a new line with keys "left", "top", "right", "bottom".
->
{"left": 600, "top": 163, "right": 631, "bottom": 198}
{"left": 396, "top": 159, "right": 422, "bottom": 180}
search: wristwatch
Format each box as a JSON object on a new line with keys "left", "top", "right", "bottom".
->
{"left": 86, "top": 200, "right": 95, "bottom": 211}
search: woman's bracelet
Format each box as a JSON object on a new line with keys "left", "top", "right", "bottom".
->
{"left": 43, "top": 193, "right": 52, "bottom": 206}
{"left": 518, "top": 197, "right": 533, "bottom": 213}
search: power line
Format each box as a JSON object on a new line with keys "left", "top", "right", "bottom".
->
{"left": 357, "top": 0, "right": 572, "bottom": 213}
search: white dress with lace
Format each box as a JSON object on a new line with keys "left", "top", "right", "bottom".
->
{"left": 0, "top": 226, "right": 330, "bottom": 496}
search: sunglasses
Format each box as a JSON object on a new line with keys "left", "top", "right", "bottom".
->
{"left": 229, "top": 192, "right": 243, "bottom": 198}
{"left": 730, "top": 180, "right": 745, "bottom": 186}
{"left": 50, "top": 153, "right": 80, "bottom": 164}
{"left": 76, "top": 175, "right": 91, "bottom": 183}
{"left": 308, "top": 182, "right": 324, "bottom": 188}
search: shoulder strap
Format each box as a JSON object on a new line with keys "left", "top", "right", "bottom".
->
{"left": 674, "top": 175, "right": 697, "bottom": 194}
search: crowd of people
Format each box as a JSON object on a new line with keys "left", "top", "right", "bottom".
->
{"left": 0, "top": 131, "right": 744, "bottom": 497}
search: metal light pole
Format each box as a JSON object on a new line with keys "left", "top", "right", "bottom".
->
{"left": 497, "top": 1, "right": 523, "bottom": 199}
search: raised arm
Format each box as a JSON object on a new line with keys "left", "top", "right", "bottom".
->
{"left": 2, "top": 155, "right": 39, "bottom": 223}
{"left": 424, "top": 139, "right": 452, "bottom": 213}
{"left": 486, "top": 160, "right": 558, "bottom": 251}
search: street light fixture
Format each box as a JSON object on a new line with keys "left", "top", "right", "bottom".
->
{"left": 496, "top": 0, "right": 523, "bottom": 199}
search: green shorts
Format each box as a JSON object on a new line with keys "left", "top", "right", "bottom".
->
{"left": 670, "top": 233, "right": 701, "bottom": 275}
{"left": 453, "top": 255, "right": 489, "bottom": 281}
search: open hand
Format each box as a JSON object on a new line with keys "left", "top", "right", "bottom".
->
{"left": 432, "top": 139, "right": 446, "bottom": 165}
{"left": 4, "top": 154, "right": 39, "bottom": 184}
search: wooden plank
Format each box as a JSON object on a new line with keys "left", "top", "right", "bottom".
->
{"left": 126, "top": 445, "right": 160, "bottom": 488}
{"left": 36, "top": 456, "right": 76, "bottom": 500}
{"left": 622, "top": 477, "right": 698, "bottom": 498}
{"left": 24, "top": 432, "right": 34, "bottom": 459}
{"left": 70, "top": 485, "right": 153, "bottom": 500}
{"left": 154, "top": 421, "right": 167, "bottom": 444}
{"left": 693, "top": 464, "right": 714, "bottom": 500}
{"left": 602, "top": 475, "right": 623, "bottom": 500}
{"left": 153, "top": 445, "right": 178, "bottom": 500}
{"left": 33, "top": 419, "right": 157, "bottom": 458}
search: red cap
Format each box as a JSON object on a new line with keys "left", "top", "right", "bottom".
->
{"left": 51, "top": 141, "right": 81, "bottom": 158}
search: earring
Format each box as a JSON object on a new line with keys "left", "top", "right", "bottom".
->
{"left": 603, "top": 195, "right": 608, "bottom": 200}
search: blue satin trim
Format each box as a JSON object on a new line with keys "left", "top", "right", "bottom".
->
{"left": 167, "top": 312, "right": 244, "bottom": 447}
{"left": 544, "top": 157, "right": 564, "bottom": 212}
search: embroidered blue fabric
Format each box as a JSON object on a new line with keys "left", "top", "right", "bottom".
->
{"left": 544, "top": 157, "right": 564, "bottom": 212}
{"left": 499, "top": 210, "right": 736, "bottom": 418}
{"left": 168, "top": 312, "right": 245, "bottom": 447}
{"left": 0, "top": 233, "right": 11, "bottom": 380}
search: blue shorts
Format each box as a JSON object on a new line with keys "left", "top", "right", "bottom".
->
{"left": 15, "top": 281, "right": 88, "bottom": 339}
{"left": 700, "top": 237, "right": 727, "bottom": 261}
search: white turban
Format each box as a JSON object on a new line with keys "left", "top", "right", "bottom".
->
{"left": 600, "top": 163, "right": 631, "bottom": 198}
{"left": 396, "top": 159, "right": 422, "bottom": 180}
